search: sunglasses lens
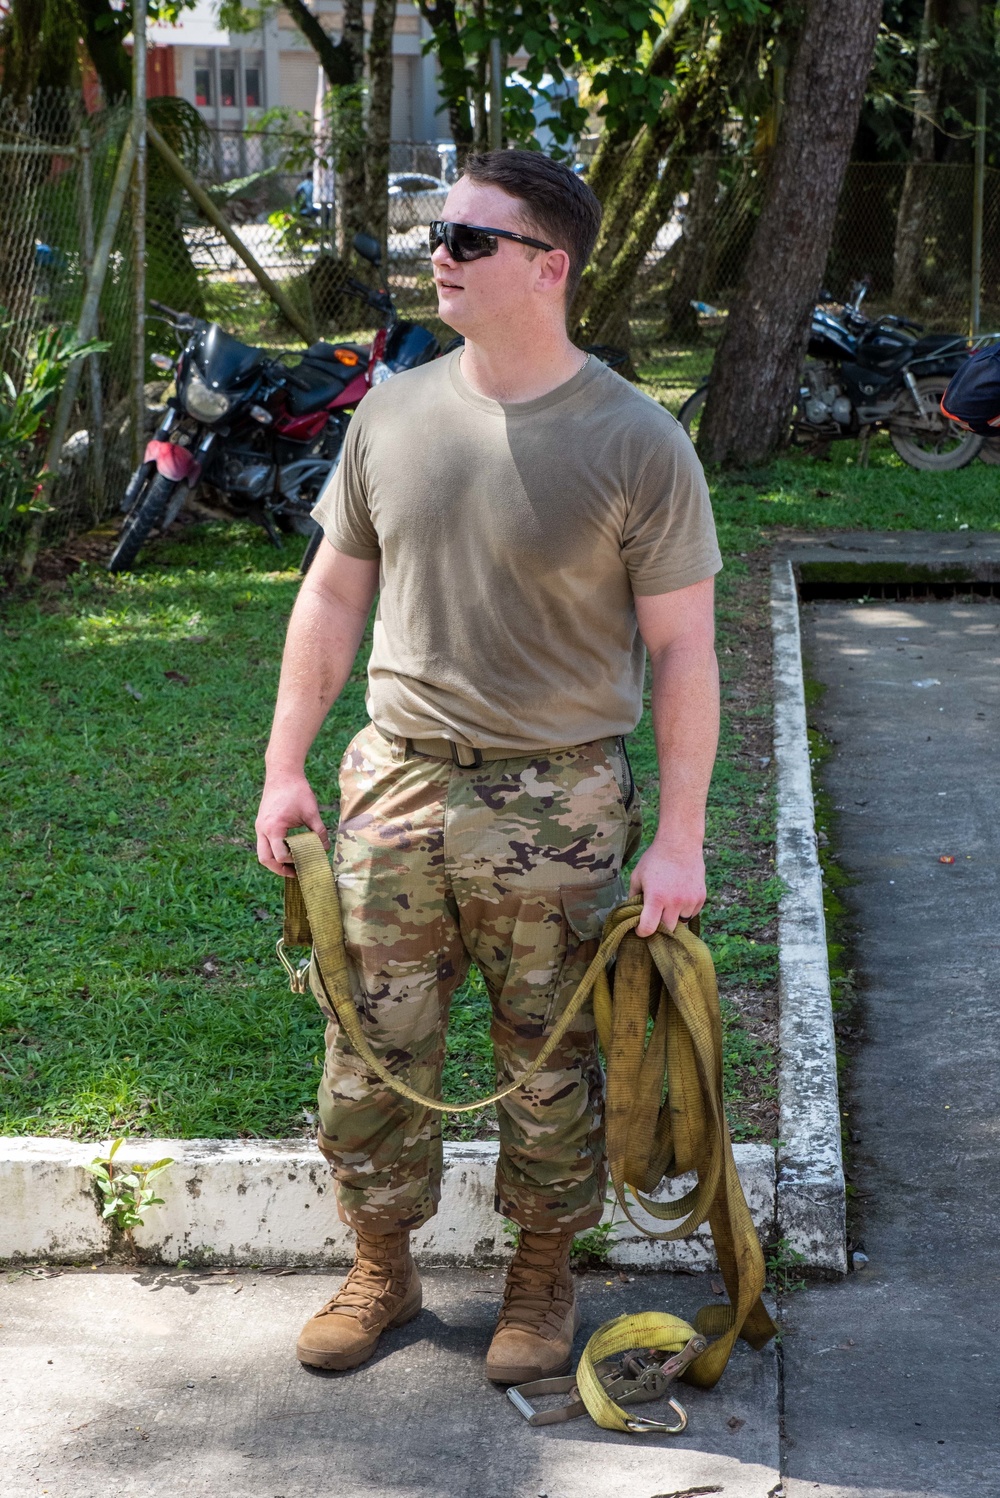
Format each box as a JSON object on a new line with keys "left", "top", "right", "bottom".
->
{"left": 429, "top": 223, "right": 497, "bottom": 261}
{"left": 452, "top": 226, "right": 496, "bottom": 260}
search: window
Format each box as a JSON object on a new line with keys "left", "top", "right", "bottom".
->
{"left": 245, "top": 53, "right": 263, "bottom": 108}
{"left": 194, "top": 50, "right": 212, "bottom": 107}
{"left": 219, "top": 51, "right": 238, "bottom": 108}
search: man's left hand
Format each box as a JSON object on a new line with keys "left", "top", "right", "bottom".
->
{"left": 628, "top": 840, "right": 706, "bottom": 937}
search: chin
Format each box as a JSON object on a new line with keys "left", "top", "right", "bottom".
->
{"left": 436, "top": 297, "right": 468, "bottom": 337}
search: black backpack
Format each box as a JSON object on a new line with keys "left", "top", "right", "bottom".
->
{"left": 941, "top": 343, "right": 1000, "bottom": 434}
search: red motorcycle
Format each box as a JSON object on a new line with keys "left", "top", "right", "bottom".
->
{"left": 110, "top": 234, "right": 438, "bottom": 573}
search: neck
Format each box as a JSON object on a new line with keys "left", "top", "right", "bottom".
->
{"left": 458, "top": 319, "right": 588, "bottom": 404}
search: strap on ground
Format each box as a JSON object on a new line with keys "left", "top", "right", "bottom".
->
{"left": 279, "top": 830, "right": 777, "bottom": 1425}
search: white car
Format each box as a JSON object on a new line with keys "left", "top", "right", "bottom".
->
{"left": 388, "top": 173, "right": 450, "bottom": 233}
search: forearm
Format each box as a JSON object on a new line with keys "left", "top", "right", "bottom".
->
{"left": 264, "top": 579, "right": 370, "bottom": 776}
{"left": 648, "top": 637, "right": 720, "bottom": 851}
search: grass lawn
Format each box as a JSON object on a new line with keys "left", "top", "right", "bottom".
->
{"left": 3, "top": 343, "right": 994, "bottom": 1150}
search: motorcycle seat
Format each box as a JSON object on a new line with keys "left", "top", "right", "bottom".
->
{"left": 858, "top": 331, "right": 965, "bottom": 373}
{"left": 284, "top": 362, "right": 355, "bottom": 416}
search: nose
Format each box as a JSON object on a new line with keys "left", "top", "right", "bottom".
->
{"left": 431, "top": 240, "right": 456, "bottom": 271}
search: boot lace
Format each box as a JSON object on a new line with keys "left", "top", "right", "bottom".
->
{"left": 496, "top": 1247, "right": 572, "bottom": 1335}
{"left": 316, "top": 1244, "right": 408, "bottom": 1321}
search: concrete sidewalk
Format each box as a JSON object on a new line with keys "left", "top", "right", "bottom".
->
{"left": 0, "top": 1267, "right": 779, "bottom": 1498}
{"left": 784, "top": 597, "right": 1000, "bottom": 1498}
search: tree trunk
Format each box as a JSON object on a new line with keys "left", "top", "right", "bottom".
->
{"left": 572, "top": 89, "right": 695, "bottom": 333}
{"left": 892, "top": 0, "right": 942, "bottom": 308}
{"left": 661, "top": 151, "right": 720, "bottom": 341}
{"left": 364, "top": 0, "right": 397, "bottom": 260}
{"left": 335, "top": 0, "right": 367, "bottom": 251}
{"left": 76, "top": 0, "right": 132, "bottom": 101}
{"left": 281, "top": 0, "right": 357, "bottom": 88}
{"left": 698, "top": 0, "right": 882, "bottom": 467}
{"left": 571, "top": 21, "right": 738, "bottom": 343}
{"left": 417, "top": 0, "right": 474, "bottom": 164}
{"left": 575, "top": 151, "right": 688, "bottom": 351}
{"left": 280, "top": 0, "right": 365, "bottom": 253}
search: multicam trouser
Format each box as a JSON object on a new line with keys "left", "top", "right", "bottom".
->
{"left": 312, "top": 722, "right": 642, "bottom": 1235}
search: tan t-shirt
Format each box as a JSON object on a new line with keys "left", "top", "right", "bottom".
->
{"left": 311, "top": 349, "right": 721, "bottom": 752}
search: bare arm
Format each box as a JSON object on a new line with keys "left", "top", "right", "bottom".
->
{"left": 630, "top": 575, "right": 719, "bottom": 936}
{"left": 255, "top": 540, "right": 379, "bottom": 876}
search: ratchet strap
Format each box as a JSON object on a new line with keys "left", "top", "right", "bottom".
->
{"left": 278, "top": 830, "right": 776, "bottom": 1423}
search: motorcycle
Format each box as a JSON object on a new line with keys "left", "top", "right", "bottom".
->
{"left": 109, "top": 233, "right": 438, "bottom": 574}
{"left": 677, "top": 281, "right": 983, "bottom": 472}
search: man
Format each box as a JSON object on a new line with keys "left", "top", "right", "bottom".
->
{"left": 255, "top": 150, "right": 721, "bottom": 1384}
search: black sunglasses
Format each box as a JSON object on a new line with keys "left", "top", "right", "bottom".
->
{"left": 429, "top": 220, "right": 554, "bottom": 262}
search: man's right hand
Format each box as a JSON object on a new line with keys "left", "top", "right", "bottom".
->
{"left": 255, "top": 771, "right": 330, "bottom": 877}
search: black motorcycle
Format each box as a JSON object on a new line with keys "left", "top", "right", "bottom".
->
{"left": 678, "top": 282, "right": 982, "bottom": 471}
{"left": 109, "top": 233, "right": 438, "bottom": 574}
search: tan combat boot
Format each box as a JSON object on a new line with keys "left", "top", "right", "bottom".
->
{"left": 296, "top": 1228, "right": 422, "bottom": 1370}
{"left": 485, "top": 1228, "right": 579, "bottom": 1385}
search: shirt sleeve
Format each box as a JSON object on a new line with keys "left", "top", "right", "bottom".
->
{"left": 310, "top": 410, "right": 380, "bottom": 561}
{"left": 620, "top": 419, "right": 722, "bottom": 596}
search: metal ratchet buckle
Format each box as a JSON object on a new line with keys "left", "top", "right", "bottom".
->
{"left": 506, "top": 1334, "right": 708, "bottom": 1434}
{"left": 276, "top": 938, "right": 311, "bottom": 995}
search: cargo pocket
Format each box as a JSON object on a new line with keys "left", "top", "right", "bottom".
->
{"left": 543, "top": 874, "right": 627, "bottom": 1027}
{"left": 561, "top": 874, "right": 627, "bottom": 941}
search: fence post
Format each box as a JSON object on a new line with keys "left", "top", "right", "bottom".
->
{"left": 19, "top": 120, "right": 139, "bottom": 580}
{"left": 971, "top": 84, "right": 986, "bottom": 338}
{"left": 132, "top": 0, "right": 148, "bottom": 469}
{"left": 78, "top": 126, "right": 107, "bottom": 514}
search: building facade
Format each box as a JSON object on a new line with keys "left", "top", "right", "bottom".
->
{"left": 148, "top": 0, "right": 447, "bottom": 152}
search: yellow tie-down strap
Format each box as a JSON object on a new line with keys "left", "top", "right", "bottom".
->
{"left": 279, "top": 831, "right": 777, "bottom": 1406}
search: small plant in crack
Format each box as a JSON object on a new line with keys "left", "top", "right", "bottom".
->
{"left": 85, "top": 1139, "right": 174, "bottom": 1260}
{"left": 765, "top": 1236, "right": 808, "bottom": 1295}
{"left": 571, "top": 1213, "right": 618, "bottom": 1271}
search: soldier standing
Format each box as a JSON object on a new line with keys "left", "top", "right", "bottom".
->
{"left": 255, "top": 150, "right": 722, "bottom": 1385}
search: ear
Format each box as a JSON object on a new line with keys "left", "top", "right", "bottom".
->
{"left": 535, "top": 247, "right": 571, "bottom": 297}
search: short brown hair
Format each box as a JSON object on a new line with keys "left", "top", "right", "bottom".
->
{"left": 461, "top": 149, "right": 602, "bottom": 303}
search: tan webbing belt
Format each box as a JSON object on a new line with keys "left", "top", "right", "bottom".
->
{"left": 278, "top": 830, "right": 776, "bottom": 1429}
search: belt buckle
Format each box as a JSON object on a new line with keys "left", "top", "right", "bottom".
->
{"left": 450, "top": 742, "right": 483, "bottom": 768}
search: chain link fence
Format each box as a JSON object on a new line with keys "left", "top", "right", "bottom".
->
{"left": 635, "top": 155, "right": 998, "bottom": 347}
{"left": 2, "top": 94, "right": 996, "bottom": 568}
{"left": 0, "top": 93, "right": 137, "bottom": 566}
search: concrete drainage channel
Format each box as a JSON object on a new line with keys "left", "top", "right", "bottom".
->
{"left": 0, "top": 561, "right": 846, "bottom": 1273}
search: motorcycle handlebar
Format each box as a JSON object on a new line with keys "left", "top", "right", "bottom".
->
{"left": 149, "top": 298, "right": 197, "bottom": 328}
{"left": 344, "top": 276, "right": 395, "bottom": 314}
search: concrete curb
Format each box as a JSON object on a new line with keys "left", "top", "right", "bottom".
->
{"left": 771, "top": 559, "right": 847, "bottom": 1273}
{"left": 0, "top": 1136, "right": 774, "bottom": 1270}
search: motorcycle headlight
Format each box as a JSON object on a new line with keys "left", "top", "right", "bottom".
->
{"left": 370, "top": 360, "right": 393, "bottom": 387}
{"left": 183, "top": 367, "right": 231, "bottom": 421}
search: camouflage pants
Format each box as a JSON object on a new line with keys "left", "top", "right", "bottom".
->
{"left": 313, "top": 721, "right": 642, "bottom": 1235}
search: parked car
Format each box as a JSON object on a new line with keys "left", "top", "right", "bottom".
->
{"left": 388, "top": 173, "right": 449, "bottom": 232}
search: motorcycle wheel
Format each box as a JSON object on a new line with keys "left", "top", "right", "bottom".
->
{"left": 300, "top": 528, "right": 325, "bottom": 575}
{"left": 108, "top": 472, "right": 180, "bottom": 573}
{"left": 889, "top": 376, "right": 984, "bottom": 471}
{"left": 978, "top": 435, "right": 1000, "bottom": 465}
{"left": 677, "top": 385, "right": 708, "bottom": 442}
